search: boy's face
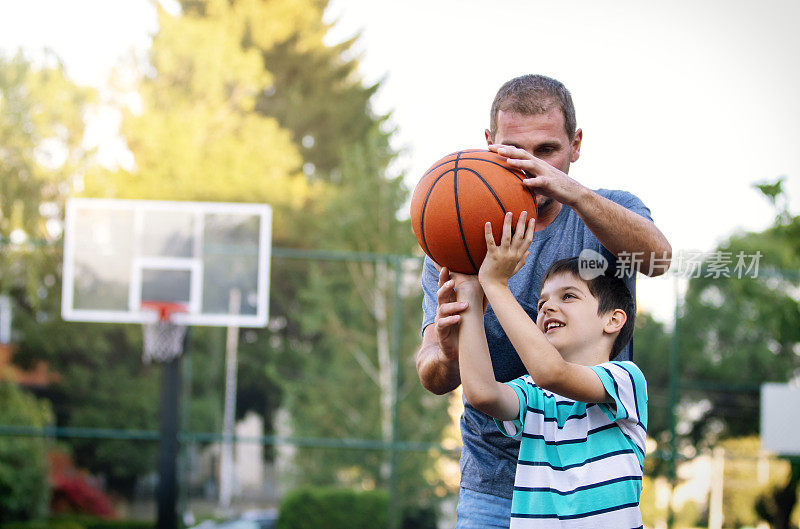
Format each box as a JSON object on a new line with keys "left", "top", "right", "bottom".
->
{"left": 536, "top": 272, "right": 609, "bottom": 357}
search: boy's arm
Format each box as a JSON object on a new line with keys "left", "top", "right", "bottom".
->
{"left": 479, "top": 212, "right": 610, "bottom": 404}
{"left": 481, "top": 282, "right": 610, "bottom": 404}
{"left": 452, "top": 274, "right": 520, "bottom": 421}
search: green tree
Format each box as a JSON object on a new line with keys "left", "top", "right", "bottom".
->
{"left": 53, "top": 0, "right": 327, "bottom": 494}
{"left": 677, "top": 183, "right": 800, "bottom": 445}
{"left": 0, "top": 382, "right": 53, "bottom": 522}
{"left": 4, "top": 1, "right": 452, "bottom": 509}
{"left": 0, "top": 51, "right": 165, "bottom": 495}
{"left": 0, "top": 52, "right": 162, "bottom": 496}
{"left": 631, "top": 312, "right": 671, "bottom": 450}
{"left": 672, "top": 179, "right": 800, "bottom": 527}
{"left": 0, "top": 51, "right": 94, "bottom": 305}
{"left": 272, "top": 129, "right": 451, "bottom": 506}
{"left": 169, "top": 1, "right": 452, "bottom": 508}
{"left": 84, "top": 0, "right": 319, "bottom": 238}
{"left": 0, "top": 50, "right": 227, "bottom": 496}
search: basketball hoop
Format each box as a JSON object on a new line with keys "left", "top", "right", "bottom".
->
{"left": 141, "top": 301, "right": 187, "bottom": 364}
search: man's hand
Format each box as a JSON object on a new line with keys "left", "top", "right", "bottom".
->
{"left": 479, "top": 211, "right": 535, "bottom": 287}
{"left": 489, "top": 143, "right": 672, "bottom": 276}
{"left": 416, "top": 266, "right": 474, "bottom": 395}
{"left": 433, "top": 266, "right": 469, "bottom": 362}
{"left": 489, "top": 144, "right": 587, "bottom": 208}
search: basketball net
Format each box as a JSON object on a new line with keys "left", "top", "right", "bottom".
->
{"left": 141, "top": 301, "right": 187, "bottom": 364}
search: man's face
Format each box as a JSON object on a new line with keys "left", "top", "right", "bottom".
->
{"left": 535, "top": 272, "right": 606, "bottom": 358}
{"left": 487, "top": 107, "right": 582, "bottom": 209}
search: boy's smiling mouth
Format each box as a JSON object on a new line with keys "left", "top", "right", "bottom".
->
{"left": 544, "top": 318, "right": 565, "bottom": 332}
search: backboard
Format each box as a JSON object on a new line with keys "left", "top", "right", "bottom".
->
{"left": 761, "top": 382, "right": 800, "bottom": 456}
{"left": 62, "top": 198, "right": 271, "bottom": 327}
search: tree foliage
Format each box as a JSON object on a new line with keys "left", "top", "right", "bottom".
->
{"left": 630, "top": 312, "right": 671, "bottom": 445}
{"left": 272, "top": 132, "right": 450, "bottom": 502}
{"left": 634, "top": 178, "right": 800, "bottom": 485}
{"left": 83, "top": 0, "right": 321, "bottom": 239}
{"left": 3, "top": 0, "right": 452, "bottom": 508}
{"left": 0, "top": 51, "right": 94, "bottom": 305}
{"left": 676, "top": 182, "right": 800, "bottom": 446}
{"left": 0, "top": 382, "right": 53, "bottom": 522}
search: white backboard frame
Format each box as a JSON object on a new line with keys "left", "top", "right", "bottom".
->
{"left": 761, "top": 382, "right": 800, "bottom": 456}
{"left": 62, "top": 198, "right": 271, "bottom": 328}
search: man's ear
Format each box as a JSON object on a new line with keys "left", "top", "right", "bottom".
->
{"left": 570, "top": 128, "right": 583, "bottom": 163}
{"left": 603, "top": 308, "right": 627, "bottom": 335}
{"left": 485, "top": 129, "right": 493, "bottom": 146}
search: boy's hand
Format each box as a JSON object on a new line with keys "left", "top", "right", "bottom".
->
{"left": 478, "top": 210, "right": 535, "bottom": 287}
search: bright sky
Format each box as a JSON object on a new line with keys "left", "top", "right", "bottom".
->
{"left": 2, "top": 0, "right": 799, "bottom": 321}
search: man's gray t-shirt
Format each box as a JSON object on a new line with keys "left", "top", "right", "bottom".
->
{"left": 420, "top": 188, "right": 652, "bottom": 500}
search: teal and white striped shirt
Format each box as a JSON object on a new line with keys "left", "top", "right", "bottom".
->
{"left": 495, "top": 361, "right": 648, "bottom": 528}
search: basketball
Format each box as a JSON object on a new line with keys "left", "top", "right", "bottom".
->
{"left": 410, "top": 149, "right": 538, "bottom": 274}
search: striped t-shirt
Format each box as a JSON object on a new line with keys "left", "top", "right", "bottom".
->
{"left": 495, "top": 361, "right": 648, "bottom": 528}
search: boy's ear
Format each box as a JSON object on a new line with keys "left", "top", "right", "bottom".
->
{"left": 603, "top": 309, "right": 627, "bottom": 335}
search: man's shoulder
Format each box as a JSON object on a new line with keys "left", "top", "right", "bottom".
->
{"left": 591, "top": 189, "right": 652, "bottom": 222}
{"left": 593, "top": 188, "right": 642, "bottom": 202}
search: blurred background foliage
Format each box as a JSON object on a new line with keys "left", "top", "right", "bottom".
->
{"left": 1, "top": 0, "right": 450, "bottom": 518}
{"left": 1, "top": 0, "right": 799, "bottom": 526}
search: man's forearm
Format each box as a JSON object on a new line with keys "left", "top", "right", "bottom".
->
{"left": 416, "top": 341, "right": 460, "bottom": 395}
{"left": 570, "top": 188, "right": 672, "bottom": 276}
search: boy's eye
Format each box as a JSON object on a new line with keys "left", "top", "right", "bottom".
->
{"left": 563, "top": 293, "right": 575, "bottom": 300}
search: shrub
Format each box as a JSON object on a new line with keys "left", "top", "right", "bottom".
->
{"left": 0, "top": 520, "right": 82, "bottom": 529}
{"left": 277, "top": 487, "right": 388, "bottom": 529}
{"left": 0, "top": 382, "right": 53, "bottom": 522}
{"left": 50, "top": 471, "right": 116, "bottom": 518}
{"left": 83, "top": 521, "right": 152, "bottom": 529}
{"left": 0, "top": 519, "right": 152, "bottom": 529}
{"left": 401, "top": 503, "right": 438, "bottom": 529}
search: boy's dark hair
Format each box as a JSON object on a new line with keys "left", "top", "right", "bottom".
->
{"left": 541, "top": 257, "right": 635, "bottom": 360}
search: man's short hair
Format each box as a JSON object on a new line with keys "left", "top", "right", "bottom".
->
{"left": 541, "top": 257, "right": 635, "bottom": 360}
{"left": 489, "top": 74, "right": 577, "bottom": 141}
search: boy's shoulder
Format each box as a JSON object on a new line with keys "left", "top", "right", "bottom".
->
{"left": 594, "top": 360, "right": 646, "bottom": 381}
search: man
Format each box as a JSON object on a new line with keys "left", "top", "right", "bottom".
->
{"left": 415, "top": 74, "right": 671, "bottom": 528}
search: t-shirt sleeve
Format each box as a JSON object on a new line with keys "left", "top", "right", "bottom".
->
{"left": 420, "top": 257, "right": 439, "bottom": 333}
{"left": 494, "top": 376, "right": 529, "bottom": 438}
{"left": 602, "top": 189, "right": 653, "bottom": 222}
{"left": 590, "top": 361, "right": 648, "bottom": 429}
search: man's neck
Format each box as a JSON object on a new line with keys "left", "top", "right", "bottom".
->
{"left": 534, "top": 199, "right": 563, "bottom": 231}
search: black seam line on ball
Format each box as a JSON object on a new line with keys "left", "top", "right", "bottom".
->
{"left": 422, "top": 158, "right": 458, "bottom": 178}
{"left": 421, "top": 149, "right": 487, "bottom": 178}
{"left": 458, "top": 166, "right": 508, "bottom": 214}
{"left": 459, "top": 156, "right": 526, "bottom": 182}
{"left": 461, "top": 156, "right": 537, "bottom": 214}
{"left": 420, "top": 168, "right": 455, "bottom": 261}
{"left": 453, "top": 152, "right": 479, "bottom": 274}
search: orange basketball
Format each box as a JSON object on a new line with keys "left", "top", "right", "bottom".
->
{"left": 410, "top": 149, "right": 537, "bottom": 274}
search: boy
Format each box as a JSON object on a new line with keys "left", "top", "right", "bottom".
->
{"left": 447, "top": 210, "right": 647, "bottom": 528}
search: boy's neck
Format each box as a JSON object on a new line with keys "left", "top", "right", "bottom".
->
{"left": 560, "top": 344, "right": 612, "bottom": 367}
